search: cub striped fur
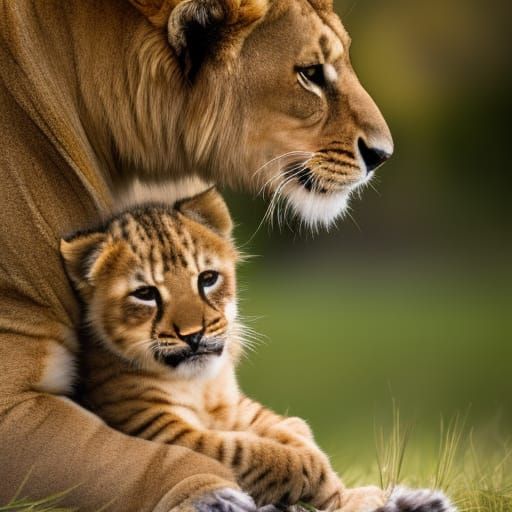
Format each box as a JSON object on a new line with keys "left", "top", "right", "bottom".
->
{"left": 61, "top": 188, "right": 344, "bottom": 509}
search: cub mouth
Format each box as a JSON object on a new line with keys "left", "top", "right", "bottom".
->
{"left": 158, "top": 345, "right": 224, "bottom": 368}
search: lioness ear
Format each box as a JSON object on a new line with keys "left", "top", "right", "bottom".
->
{"left": 60, "top": 232, "right": 107, "bottom": 294}
{"left": 128, "top": 0, "right": 174, "bottom": 27}
{"left": 309, "top": 0, "right": 333, "bottom": 10}
{"left": 167, "top": 0, "right": 268, "bottom": 79}
{"left": 177, "top": 187, "right": 233, "bottom": 238}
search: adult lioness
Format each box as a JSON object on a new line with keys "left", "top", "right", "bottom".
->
{"left": 0, "top": 0, "right": 402, "bottom": 511}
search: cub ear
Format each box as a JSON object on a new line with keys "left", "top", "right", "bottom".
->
{"left": 60, "top": 232, "right": 107, "bottom": 293}
{"left": 167, "top": 0, "right": 268, "bottom": 79}
{"left": 177, "top": 187, "right": 233, "bottom": 238}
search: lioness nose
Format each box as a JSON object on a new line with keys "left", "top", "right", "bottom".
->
{"left": 178, "top": 329, "right": 204, "bottom": 351}
{"left": 358, "top": 138, "right": 392, "bottom": 173}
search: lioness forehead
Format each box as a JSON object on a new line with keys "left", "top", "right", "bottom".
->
{"left": 270, "top": 0, "right": 350, "bottom": 63}
{"left": 306, "top": 0, "right": 350, "bottom": 56}
{"left": 303, "top": 0, "right": 350, "bottom": 40}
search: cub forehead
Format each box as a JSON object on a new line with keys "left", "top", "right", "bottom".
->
{"left": 181, "top": 215, "right": 237, "bottom": 261}
{"left": 99, "top": 207, "right": 236, "bottom": 284}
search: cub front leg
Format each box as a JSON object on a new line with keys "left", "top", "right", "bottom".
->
{"left": 234, "top": 397, "right": 342, "bottom": 510}
{"left": 237, "top": 396, "right": 314, "bottom": 445}
{"left": 127, "top": 411, "right": 339, "bottom": 509}
{"left": 227, "top": 434, "right": 343, "bottom": 510}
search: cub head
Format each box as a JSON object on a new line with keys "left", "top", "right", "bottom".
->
{"left": 60, "top": 188, "right": 240, "bottom": 379}
{"left": 120, "top": 0, "right": 393, "bottom": 228}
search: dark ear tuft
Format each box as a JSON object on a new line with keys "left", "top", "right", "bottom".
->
{"left": 167, "top": 0, "right": 268, "bottom": 80}
{"left": 168, "top": 1, "right": 225, "bottom": 78}
{"left": 60, "top": 232, "right": 107, "bottom": 293}
{"left": 177, "top": 187, "right": 233, "bottom": 238}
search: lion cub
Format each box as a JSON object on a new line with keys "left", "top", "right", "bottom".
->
{"left": 60, "top": 188, "right": 343, "bottom": 510}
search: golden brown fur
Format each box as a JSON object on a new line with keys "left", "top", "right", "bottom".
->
{"left": 0, "top": 0, "right": 397, "bottom": 509}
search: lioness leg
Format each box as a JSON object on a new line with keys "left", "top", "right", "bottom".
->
{"left": 0, "top": 334, "right": 244, "bottom": 512}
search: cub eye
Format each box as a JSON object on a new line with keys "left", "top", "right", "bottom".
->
{"left": 130, "top": 286, "right": 159, "bottom": 303}
{"left": 198, "top": 271, "right": 219, "bottom": 291}
{"left": 297, "top": 64, "right": 326, "bottom": 88}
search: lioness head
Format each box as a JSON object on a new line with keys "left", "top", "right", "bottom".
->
{"left": 114, "top": 0, "right": 392, "bottom": 227}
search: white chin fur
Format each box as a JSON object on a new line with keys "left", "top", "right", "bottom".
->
{"left": 285, "top": 185, "right": 350, "bottom": 229}
{"left": 171, "top": 350, "right": 226, "bottom": 381}
{"left": 224, "top": 300, "right": 238, "bottom": 323}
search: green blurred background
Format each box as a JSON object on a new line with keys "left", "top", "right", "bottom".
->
{"left": 224, "top": 0, "right": 512, "bottom": 473}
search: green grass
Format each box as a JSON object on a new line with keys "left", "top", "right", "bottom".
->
{"left": 0, "top": 491, "right": 75, "bottom": 512}
{"left": 341, "top": 414, "right": 512, "bottom": 512}
{"left": 237, "top": 265, "right": 512, "bottom": 511}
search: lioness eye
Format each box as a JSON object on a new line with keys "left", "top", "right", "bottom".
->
{"left": 297, "top": 64, "right": 326, "bottom": 87}
{"left": 198, "top": 271, "right": 219, "bottom": 291}
{"left": 130, "top": 286, "right": 159, "bottom": 303}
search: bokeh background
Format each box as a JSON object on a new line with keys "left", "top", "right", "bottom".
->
{"left": 225, "top": 0, "right": 512, "bottom": 476}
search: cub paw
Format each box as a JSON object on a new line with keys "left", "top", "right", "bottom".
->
{"left": 297, "top": 449, "right": 343, "bottom": 511}
{"left": 377, "top": 486, "right": 456, "bottom": 512}
{"left": 279, "top": 417, "right": 314, "bottom": 441}
{"left": 195, "top": 488, "right": 257, "bottom": 512}
{"left": 339, "top": 485, "right": 386, "bottom": 511}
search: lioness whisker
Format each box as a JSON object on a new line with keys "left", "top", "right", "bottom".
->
{"left": 266, "top": 167, "right": 306, "bottom": 230}
{"left": 257, "top": 160, "right": 308, "bottom": 198}
{"left": 251, "top": 151, "right": 313, "bottom": 178}
{"left": 246, "top": 162, "right": 308, "bottom": 243}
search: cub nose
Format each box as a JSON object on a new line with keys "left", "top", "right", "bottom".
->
{"left": 177, "top": 328, "right": 204, "bottom": 351}
{"left": 358, "top": 138, "right": 392, "bottom": 173}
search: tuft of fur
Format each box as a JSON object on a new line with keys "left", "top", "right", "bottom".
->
{"left": 113, "top": 177, "right": 211, "bottom": 214}
{"left": 377, "top": 486, "right": 457, "bottom": 512}
{"left": 34, "top": 342, "right": 76, "bottom": 395}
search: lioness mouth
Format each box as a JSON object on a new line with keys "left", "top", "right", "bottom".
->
{"left": 296, "top": 167, "right": 329, "bottom": 194}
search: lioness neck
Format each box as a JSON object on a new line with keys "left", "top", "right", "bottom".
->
{"left": 68, "top": 0, "right": 246, "bottom": 187}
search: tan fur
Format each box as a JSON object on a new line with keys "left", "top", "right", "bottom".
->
{"left": 0, "top": 0, "right": 391, "bottom": 509}
{"left": 61, "top": 189, "right": 346, "bottom": 509}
